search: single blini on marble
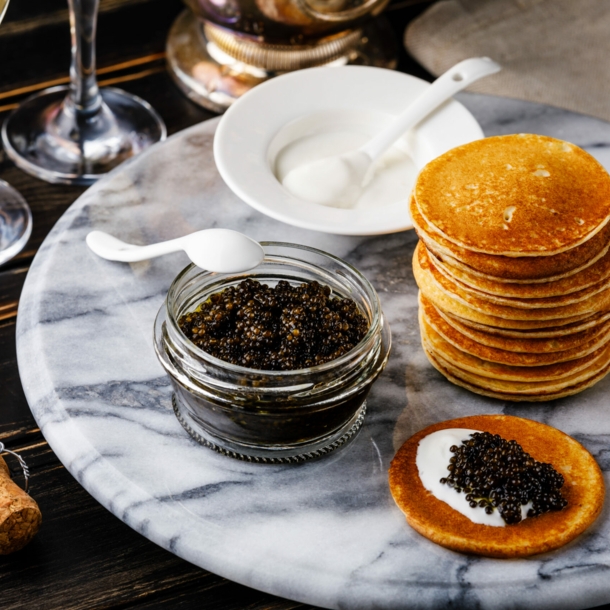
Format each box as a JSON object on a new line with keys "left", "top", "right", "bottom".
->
{"left": 389, "top": 414, "right": 604, "bottom": 558}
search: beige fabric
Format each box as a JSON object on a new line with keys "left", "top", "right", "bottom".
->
{"left": 404, "top": 0, "right": 610, "bottom": 122}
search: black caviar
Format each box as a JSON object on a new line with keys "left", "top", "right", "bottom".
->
{"left": 178, "top": 278, "right": 369, "bottom": 370}
{"left": 439, "top": 431, "right": 567, "bottom": 524}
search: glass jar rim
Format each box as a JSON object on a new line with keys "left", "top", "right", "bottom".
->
{"left": 165, "top": 241, "right": 383, "bottom": 377}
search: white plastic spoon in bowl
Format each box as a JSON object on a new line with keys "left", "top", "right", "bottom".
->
{"left": 86, "top": 228, "right": 265, "bottom": 273}
{"left": 281, "top": 56, "right": 501, "bottom": 208}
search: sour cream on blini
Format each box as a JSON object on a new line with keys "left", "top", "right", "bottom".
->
{"left": 416, "top": 429, "right": 532, "bottom": 527}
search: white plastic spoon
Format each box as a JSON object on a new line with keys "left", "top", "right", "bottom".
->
{"left": 86, "top": 228, "right": 265, "bottom": 272}
{"left": 281, "top": 57, "right": 501, "bottom": 208}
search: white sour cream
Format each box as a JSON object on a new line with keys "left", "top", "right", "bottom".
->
{"left": 416, "top": 428, "right": 532, "bottom": 527}
{"left": 275, "top": 131, "right": 417, "bottom": 210}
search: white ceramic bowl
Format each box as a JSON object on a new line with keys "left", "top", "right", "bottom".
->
{"left": 214, "top": 66, "right": 484, "bottom": 235}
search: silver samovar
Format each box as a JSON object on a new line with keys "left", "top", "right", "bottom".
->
{"left": 166, "top": 0, "right": 396, "bottom": 112}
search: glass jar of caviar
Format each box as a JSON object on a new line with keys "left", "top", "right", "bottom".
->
{"left": 154, "top": 242, "right": 391, "bottom": 463}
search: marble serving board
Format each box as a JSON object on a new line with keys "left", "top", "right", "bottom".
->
{"left": 16, "top": 93, "right": 610, "bottom": 610}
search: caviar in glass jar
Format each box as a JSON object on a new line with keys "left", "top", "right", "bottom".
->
{"left": 178, "top": 279, "right": 369, "bottom": 370}
{"left": 439, "top": 431, "right": 568, "bottom": 524}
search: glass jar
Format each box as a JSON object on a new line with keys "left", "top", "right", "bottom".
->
{"left": 154, "top": 242, "right": 391, "bottom": 463}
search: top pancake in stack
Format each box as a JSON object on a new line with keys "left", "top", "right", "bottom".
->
{"left": 411, "top": 134, "right": 610, "bottom": 401}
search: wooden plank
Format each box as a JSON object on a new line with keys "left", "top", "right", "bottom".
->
{"left": 0, "top": 52, "right": 167, "bottom": 107}
{"left": 0, "top": 266, "right": 28, "bottom": 316}
{"left": 0, "top": 319, "right": 38, "bottom": 439}
{"left": 0, "top": 0, "right": 176, "bottom": 37}
{"left": 0, "top": 0, "right": 185, "bottom": 93}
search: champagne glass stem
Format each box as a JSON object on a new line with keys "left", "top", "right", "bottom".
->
{"left": 1, "top": 0, "right": 166, "bottom": 185}
{"left": 69, "top": 0, "right": 102, "bottom": 116}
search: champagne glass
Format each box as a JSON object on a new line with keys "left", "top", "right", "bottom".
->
{"left": 1, "top": 0, "right": 166, "bottom": 185}
{"left": 0, "top": 0, "right": 32, "bottom": 265}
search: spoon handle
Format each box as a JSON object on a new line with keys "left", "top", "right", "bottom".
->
{"left": 360, "top": 57, "right": 501, "bottom": 163}
{"left": 86, "top": 231, "right": 185, "bottom": 262}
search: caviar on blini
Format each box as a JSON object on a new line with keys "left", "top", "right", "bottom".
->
{"left": 178, "top": 278, "right": 369, "bottom": 371}
{"left": 439, "top": 431, "right": 568, "bottom": 524}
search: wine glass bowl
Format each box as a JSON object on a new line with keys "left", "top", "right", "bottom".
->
{"left": 0, "top": 0, "right": 32, "bottom": 266}
{"left": 0, "top": 180, "right": 32, "bottom": 266}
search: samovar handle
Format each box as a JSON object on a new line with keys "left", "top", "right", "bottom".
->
{"left": 295, "top": 0, "right": 390, "bottom": 23}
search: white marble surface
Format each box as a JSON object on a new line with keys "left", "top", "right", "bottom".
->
{"left": 16, "top": 93, "right": 610, "bottom": 610}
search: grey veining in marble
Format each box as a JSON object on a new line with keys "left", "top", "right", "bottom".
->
{"left": 16, "top": 93, "right": 610, "bottom": 610}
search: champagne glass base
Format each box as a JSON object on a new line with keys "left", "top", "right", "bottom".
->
{"left": 0, "top": 180, "right": 32, "bottom": 266}
{"left": 2, "top": 85, "right": 167, "bottom": 185}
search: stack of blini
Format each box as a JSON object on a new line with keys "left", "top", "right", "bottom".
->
{"left": 411, "top": 134, "right": 610, "bottom": 401}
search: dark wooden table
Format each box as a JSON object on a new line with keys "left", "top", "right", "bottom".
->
{"left": 0, "top": 1, "right": 434, "bottom": 608}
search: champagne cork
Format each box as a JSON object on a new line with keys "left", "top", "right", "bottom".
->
{"left": 0, "top": 455, "right": 41, "bottom": 554}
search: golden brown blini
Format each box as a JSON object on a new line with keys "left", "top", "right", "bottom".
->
{"left": 389, "top": 415, "right": 604, "bottom": 558}
{"left": 428, "top": 248, "right": 610, "bottom": 307}
{"left": 415, "top": 242, "right": 610, "bottom": 321}
{"left": 423, "top": 344, "right": 610, "bottom": 401}
{"left": 414, "top": 135, "right": 610, "bottom": 256}
{"left": 413, "top": 243, "right": 599, "bottom": 329}
{"left": 411, "top": 135, "right": 610, "bottom": 399}
{"left": 427, "top": 246, "right": 610, "bottom": 298}
{"left": 410, "top": 193, "right": 610, "bottom": 282}
{"left": 426, "top": 295, "right": 610, "bottom": 351}
{"left": 443, "top": 308, "right": 610, "bottom": 340}
{"left": 420, "top": 296, "right": 610, "bottom": 367}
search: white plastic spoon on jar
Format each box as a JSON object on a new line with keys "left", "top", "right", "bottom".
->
{"left": 86, "top": 228, "right": 265, "bottom": 272}
{"left": 281, "top": 57, "right": 501, "bottom": 208}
